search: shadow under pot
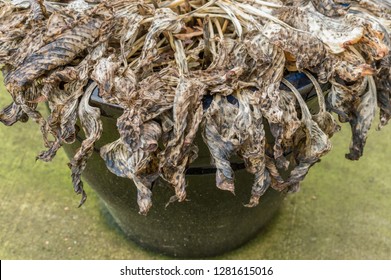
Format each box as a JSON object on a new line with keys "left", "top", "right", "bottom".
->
{"left": 62, "top": 72, "right": 321, "bottom": 258}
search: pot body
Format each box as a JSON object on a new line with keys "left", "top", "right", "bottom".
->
{"left": 62, "top": 95, "right": 285, "bottom": 258}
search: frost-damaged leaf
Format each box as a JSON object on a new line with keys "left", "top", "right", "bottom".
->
{"left": 117, "top": 69, "right": 176, "bottom": 151}
{"left": 91, "top": 56, "right": 121, "bottom": 104}
{"left": 91, "top": 56, "right": 137, "bottom": 107}
{"left": 202, "top": 95, "right": 245, "bottom": 194}
{"left": 345, "top": 76, "right": 377, "bottom": 160}
{"left": 37, "top": 64, "right": 89, "bottom": 162}
{"left": 237, "top": 91, "right": 270, "bottom": 207}
{"left": 325, "top": 46, "right": 378, "bottom": 160}
{"left": 30, "top": 0, "right": 47, "bottom": 21}
{"left": 327, "top": 78, "right": 365, "bottom": 123}
{"left": 117, "top": 13, "right": 143, "bottom": 65}
{"left": 347, "top": 16, "right": 390, "bottom": 61}
{"left": 317, "top": 47, "right": 375, "bottom": 84}
{"left": 138, "top": 8, "right": 184, "bottom": 68}
{"left": 68, "top": 83, "right": 102, "bottom": 207}
{"left": 275, "top": 6, "right": 363, "bottom": 53}
{"left": 353, "top": 0, "right": 391, "bottom": 20}
{"left": 38, "top": 93, "right": 79, "bottom": 162}
{"left": 375, "top": 56, "right": 391, "bottom": 129}
{"left": 276, "top": 78, "right": 332, "bottom": 191}
{"left": 7, "top": 84, "right": 51, "bottom": 154}
{"left": 100, "top": 121, "right": 161, "bottom": 215}
{"left": 302, "top": 70, "right": 341, "bottom": 137}
{"left": 0, "top": 102, "right": 28, "bottom": 126}
{"left": 215, "top": 1, "right": 243, "bottom": 39}
{"left": 159, "top": 39, "right": 207, "bottom": 203}
{"left": 0, "top": 6, "right": 30, "bottom": 63}
{"left": 262, "top": 22, "right": 326, "bottom": 71}
{"left": 4, "top": 3, "right": 113, "bottom": 91}
{"left": 158, "top": 78, "right": 197, "bottom": 201}
{"left": 244, "top": 33, "right": 296, "bottom": 169}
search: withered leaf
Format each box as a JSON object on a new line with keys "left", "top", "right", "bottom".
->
{"left": 100, "top": 121, "right": 161, "bottom": 215}
{"left": 68, "top": 82, "right": 102, "bottom": 207}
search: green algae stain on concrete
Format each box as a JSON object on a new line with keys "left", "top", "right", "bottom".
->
{"left": 0, "top": 74, "right": 391, "bottom": 259}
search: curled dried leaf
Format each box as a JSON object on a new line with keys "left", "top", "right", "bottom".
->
{"left": 101, "top": 121, "right": 161, "bottom": 214}
{"left": 68, "top": 82, "right": 102, "bottom": 207}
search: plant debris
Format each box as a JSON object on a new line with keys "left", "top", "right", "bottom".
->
{"left": 0, "top": 0, "right": 390, "bottom": 214}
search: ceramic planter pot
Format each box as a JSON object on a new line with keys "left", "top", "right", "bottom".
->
{"left": 62, "top": 73, "right": 320, "bottom": 258}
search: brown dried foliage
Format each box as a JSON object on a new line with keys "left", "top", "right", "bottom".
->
{"left": 0, "top": 0, "right": 390, "bottom": 214}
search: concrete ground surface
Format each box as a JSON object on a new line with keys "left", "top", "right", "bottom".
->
{"left": 0, "top": 79, "right": 390, "bottom": 260}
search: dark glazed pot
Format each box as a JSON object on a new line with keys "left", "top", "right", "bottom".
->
{"left": 63, "top": 73, "right": 319, "bottom": 258}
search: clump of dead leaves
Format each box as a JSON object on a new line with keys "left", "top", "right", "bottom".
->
{"left": 0, "top": 0, "right": 390, "bottom": 214}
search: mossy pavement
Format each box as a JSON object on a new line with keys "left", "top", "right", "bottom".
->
{"left": 1, "top": 78, "right": 390, "bottom": 259}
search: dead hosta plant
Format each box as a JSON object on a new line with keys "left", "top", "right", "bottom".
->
{"left": 0, "top": 0, "right": 390, "bottom": 215}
